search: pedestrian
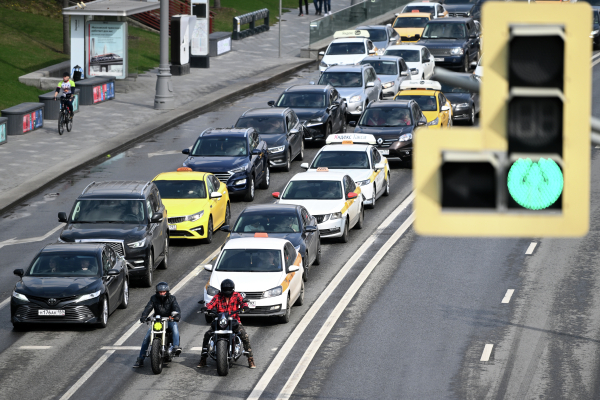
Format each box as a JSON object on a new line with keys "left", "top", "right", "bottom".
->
{"left": 299, "top": 0, "right": 309, "bottom": 16}
{"left": 314, "top": 0, "right": 322, "bottom": 15}
{"left": 323, "top": 0, "right": 331, "bottom": 15}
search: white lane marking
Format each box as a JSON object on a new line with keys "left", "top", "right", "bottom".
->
{"left": 0, "top": 297, "right": 10, "bottom": 310}
{"left": 271, "top": 348, "right": 278, "bottom": 351}
{"left": 0, "top": 224, "right": 63, "bottom": 250}
{"left": 593, "top": 57, "right": 600, "bottom": 68}
{"left": 147, "top": 150, "right": 182, "bottom": 158}
{"left": 247, "top": 192, "right": 415, "bottom": 400}
{"left": 100, "top": 346, "right": 140, "bottom": 351}
{"left": 20, "top": 346, "right": 52, "bottom": 350}
{"left": 59, "top": 246, "right": 221, "bottom": 400}
{"left": 593, "top": 52, "right": 600, "bottom": 61}
{"left": 275, "top": 212, "right": 415, "bottom": 400}
{"left": 525, "top": 242, "right": 537, "bottom": 255}
{"left": 190, "top": 347, "right": 204, "bottom": 351}
{"left": 480, "top": 344, "right": 494, "bottom": 362}
{"left": 501, "top": 289, "right": 515, "bottom": 304}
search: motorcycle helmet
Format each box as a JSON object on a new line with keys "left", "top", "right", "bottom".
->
{"left": 156, "top": 281, "right": 170, "bottom": 299}
{"left": 220, "top": 279, "right": 235, "bottom": 298}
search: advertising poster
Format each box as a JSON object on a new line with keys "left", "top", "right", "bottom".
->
{"left": 217, "top": 38, "right": 231, "bottom": 55}
{"left": 93, "top": 82, "right": 115, "bottom": 104}
{"left": 86, "top": 21, "right": 127, "bottom": 79}
{"left": 0, "top": 123, "right": 5, "bottom": 144}
{"left": 73, "top": 94, "right": 80, "bottom": 112}
{"left": 191, "top": 18, "right": 208, "bottom": 56}
{"left": 22, "top": 110, "right": 43, "bottom": 133}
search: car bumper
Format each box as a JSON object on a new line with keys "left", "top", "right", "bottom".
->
{"left": 268, "top": 150, "right": 289, "bottom": 167}
{"left": 432, "top": 55, "right": 465, "bottom": 68}
{"left": 376, "top": 141, "right": 412, "bottom": 159}
{"left": 452, "top": 107, "right": 472, "bottom": 120}
{"left": 226, "top": 175, "right": 252, "bottom": 195}
{"left": 168, "top": 221, "right": 207, "bottom": 239}
{"left": 11, "top": 298, "right": 101, "bottom": 324}
{"left": 204, "top": 292, "right": 288, "bottom": 317}
{"left": 346, "top": 103, "right": 364, "bottom": 120}
{"left": 357, "top": 183, "right": 374, "bottom": 204}
{"left": 303, "top": 123, "right": 327, "bottom": 140}
{"left": 381, "top": 87, "right": 398, "bottom": 99}
{"left": 317, "top": 217, "right": 346, "bottom": 238}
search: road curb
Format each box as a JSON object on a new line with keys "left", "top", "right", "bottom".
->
{"left": 0, "top": 58, "right": 315, "bottom": 215}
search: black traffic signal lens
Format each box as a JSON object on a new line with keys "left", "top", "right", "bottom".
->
{"left": 441, "top": 162, "right": 496, "bottom": 208}
{"left": 508, "top": 97, "right": 563, "bottom": 155}
{"left": 509, "top": 35, "right": 564, "bottom": 89}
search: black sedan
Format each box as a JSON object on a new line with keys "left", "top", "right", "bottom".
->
{"left": 222, "top": 204, "right": 321, "bottom": 281}
{"left": 440, "top": 77, "right": 479, "bottom": 125}
{"left": 11, "top": 243, "right": 129, "bottom": 329}
{"left": 268, "top": 84, "right": 347, "bottom": 142}
{"left": 593, "top": 7, "right": 600, "bottom": 50}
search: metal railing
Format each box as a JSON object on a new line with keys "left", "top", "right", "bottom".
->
{"left": 232, "top": 8, "right": 270, "bottom": 40}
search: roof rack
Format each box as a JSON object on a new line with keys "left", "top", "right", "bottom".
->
{"left": 82, "top": 181, "right": 96, "bottom": 195}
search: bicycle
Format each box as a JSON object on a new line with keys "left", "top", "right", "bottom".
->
{"left": 56, "top": 97, "right": 73, "bottom": 135}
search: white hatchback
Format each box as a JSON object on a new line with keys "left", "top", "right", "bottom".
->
{"left": 384, "top": 44, "right": 435, "bottom": 80}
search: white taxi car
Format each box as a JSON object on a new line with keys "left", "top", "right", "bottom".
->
{"left": 273, "top": 169, "right": 364, "bottom": 242}
{"left": 319, "top": 30, "right": 378, "bottom": 72}
{"left": 203, "top": 236, "right": 304, "bottom": 324}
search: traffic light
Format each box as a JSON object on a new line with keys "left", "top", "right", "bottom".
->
{"left": 414, "top": 2, "right": 591, "bottom": 237}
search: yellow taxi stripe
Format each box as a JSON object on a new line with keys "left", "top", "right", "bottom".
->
{"left": 205, "top": 280, "right": 210, "bottom": 290}
{"left": 281, "top": 253, "right": 302, "bottom": 291}
{"left": 340, "top": 187, "right": 361, "bottom": 214}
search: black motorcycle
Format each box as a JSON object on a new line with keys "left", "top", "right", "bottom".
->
{"left": 201, "top": 306, "right": 248, "bottom": 376}
{"left": 145, "top": 311, "right": 180, "bottom": 374}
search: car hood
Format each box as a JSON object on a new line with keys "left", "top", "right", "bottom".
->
{"left": 444, "top": 93, "right": 471, "bottom": 104}
{"left": 423, "top": 110, "right": 440, "bottom": 122}
{"left": 260, "top": 134, "right": 287, "bottom": 148}
{"left": 293, "top": 108, "right": 327, "bottom": 122}
{"left": 162, "top": 198, "right": 210, "bottom": 217}
{"left": 184, "top": 156, "right": 248, "bottom": 173}
{"left": 418, "top": 39, "right": 467, "bottom": 48}
{"left": 17, "top": 277, "right": 101, "bottom": 297}
{"left": 322, "top": 54, "right": 367, "bottom": 66}
{"left": 277, "top": 199, "right": 344, "bottom": 216}
{"left": 444, "top": 4, "right": 474, "bottom": 13}
{"left": 394, "top": 27, "right": 424, "bottom": 38}
{"left": 229, "top": 232, "right": 302, "bottom": 247}
{"left": 377, "top": 74, "right": 398, "bottom": 84}
{"left": 305, "top": 169, "right": 372, "bottom": 182}
{"left": 209, "top": 271, "right": 285, "bottom": 292}
{"left": 354, "top": 125, "right": 414, "bottom": 135}
{"left": 335, "top": 87, "right": 364, "bottom": 100}
{"left": 60, "top": 223, "right": 146, "bottom": 242}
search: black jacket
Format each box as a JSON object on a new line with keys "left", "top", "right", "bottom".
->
{"left": 141, "top": 294, "right": 181, "bottom": 320}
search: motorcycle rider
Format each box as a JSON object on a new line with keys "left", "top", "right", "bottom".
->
{"left": 133, "top": 282, "right": 182, "bottom": 368}
{"left": 198, "top": 279, "right": 256, "bottom": 369}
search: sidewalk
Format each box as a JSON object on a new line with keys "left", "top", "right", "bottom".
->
{"left": 0, "top": 1, "right": 352, "bottom": 213}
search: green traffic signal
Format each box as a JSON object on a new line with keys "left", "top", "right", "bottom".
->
{"left": 507, "top": 158, "right": 563, "bottom": 210}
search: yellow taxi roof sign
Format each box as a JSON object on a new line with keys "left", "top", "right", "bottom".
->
{"left": 326, "top": 133, "right": 377, "bottom": 145}
{"left": 316, "top": 167, "right": 329, "bottom": 172}
{"left": 333, "top": 30, "right": 370, "bottom": 39}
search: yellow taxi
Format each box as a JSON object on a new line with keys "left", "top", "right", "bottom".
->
{"left": 152, "top": 168, "right": 230, "bottom": 243}
{"left": 391, "top": 12, "right": 432, "bottom": 43}
{"left": 393, "top": 80, "right": 452, "bottom": 128}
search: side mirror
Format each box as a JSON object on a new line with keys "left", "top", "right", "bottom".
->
{"left": 182, "top": 148, "right": 190, "bottom": 155}
{"left": 441, "top": 106, "right": 450, "bottom": 111}
{"left": 368, "top": 50, "right": 376, "bottom": 55}
{"left": 366, "top": 82, "right": 375, "bottom": 88}
{"left": 150, "top": 212, "right": 163, "bottom": 223}
{"left": 414, "top": 34, "right": 420, "bottom": 39}
{"left": 272, "top": 192, "right": 281, "bottom": 199}
{"left": 289, "top": 128, "right": 299, "bottom": 134}
{"left": 288, "top": 264, "right": 300, "bottom": 272}
{"left": 210, "top": 191, "right": 223, "bottom": 199}
{"left": 318, "top": 51, "right": 325, "bottom": 56}
{"left": 418, "top": 119, "right": 427, "bottom": 126}
{"left": 305, "top": 225, "right": 317, "bottom": 233}
{"left": 220, "top": 225, "right": 231, "bottom": 232}
{"left": 300, "top": 162, "right": 309, "bottom": 169}
{"left": 107, "top": 269, "right": 119, "bottom": 276}
{"left": 349, "top": 121, "right": 357, "bottom": 127}
{"left": 374, "top": 162, "right": 385, "bottom": 170}
{"left": 58, "top": 212, "right": 68, "bottom": 223}
{"left": 13, "top": 269, "right": 24, "bottom": 277}
{"left": 203, "top": 264, "right": 213, "bottom": 271}
{"left": 252, "top": 148, "right": 261, "bottom": 155}
{"left": 423, "top": 58, "right": 430, "bottom": 63}
{"left": 267, "top": 100, "right": 275, "bottom": 107}
{"left": 400, "top": 71, "right": 408, "bottom": 76}
{"left": 346, "top": 192, "right": 358, "bottom": 200}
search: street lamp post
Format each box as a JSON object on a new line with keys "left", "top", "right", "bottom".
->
{"left": 278, "top": 0, "right": 282, "bottom": 58}
{"left": 154, "top": 0, "right": 175, "bottom": 110}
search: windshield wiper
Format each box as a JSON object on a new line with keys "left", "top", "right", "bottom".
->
{"left": 95, "top": 220, "right": 128, "bottom": 223}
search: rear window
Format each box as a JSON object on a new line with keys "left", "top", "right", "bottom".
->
{"left": 359, "top": 60, "right": 398, "bottom": 75}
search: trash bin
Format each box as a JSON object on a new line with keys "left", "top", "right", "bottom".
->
{"left": 0, "top": 117, "right": 7, "bottom": 145}
{"left": 209, "top": 32, "right": 233, "bottom": 57}
{"left": 1, "top": 103, "right": 44, "bottom": 135}
{"left": 76, "top": 77, "right": 115, "bottom": 106}
{"left": 38, "top": 88, "right": 81, "bottom": 120}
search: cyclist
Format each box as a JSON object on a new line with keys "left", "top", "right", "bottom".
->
{"left": 54, "top": 72, "right": 76, "bottom": 119}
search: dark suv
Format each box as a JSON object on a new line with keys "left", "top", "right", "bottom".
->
{"left": 182, "top": 128, "right": 270, "bottom": 202}
{"left": 58, "top": 181, "right": 169, "bottom": 287}
{"left": 417, "top": 17, "right": 480, "bottom": 72}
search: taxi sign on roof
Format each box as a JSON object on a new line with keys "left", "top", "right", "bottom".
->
{"left": 400, "top": 80, "right": 441, "bottom": 91}
{"left": 326, "top": 133, "right": 377, "bottom": 145}
{"left": 316, "top": 167, "right": 329, "bottom": 172}
{"left": 333, "top": 30, "right": 370, "bottom": 39}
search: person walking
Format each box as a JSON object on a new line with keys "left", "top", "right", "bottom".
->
{"left": 314, "top": 0, "right": 322, "bottom": 15}
{"left": 323, "top": 0, "right": 331, "bottom": 15}
{"left": 299, "top": 0, "right": 309, "bottom": 16}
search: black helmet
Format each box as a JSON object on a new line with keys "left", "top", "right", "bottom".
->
{"left": 220, "top": 279, "right": 235, "bottom": 298}
{"left": 156, "top": 281, "right": 170, "bottom": 299}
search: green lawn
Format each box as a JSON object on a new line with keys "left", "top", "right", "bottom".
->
{"left": 210, "top": 0, "right": 297, "bottom": 32}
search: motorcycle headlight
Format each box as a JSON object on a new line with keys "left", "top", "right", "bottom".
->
{"left": 186, "top": 211, "right": 204, "bottom": 222}
{"left": 349, "top": 95, "right": 362, "bottom": 103}
{"left": 219, "top": 317, "right": 228, "bottom": 328}
{"left": 12, "top": 291, "right": 29, "bottom": 302}
{"left": 355, "top": 179, "right": 371, "bottom": 186}
{"left": 450, "top": 48, "right": 464, "bottom": 55}
{"left": 268, "top": 146, "right": 285, "bottom": 154}
{"left": 427, "top": 117, "right": 439, "bottom": 126}
{"left": 74, "top": 290, "right": 101, "bottom": 303}
{"left": 263, "top": 286, "right": 283, "bottom": 298}
{"left": 127, "top": 239, "right": 145, "bottom": 248}
{"left": 399, "top": 133, "right": 413, "bottom": 141}
{"left": 153, "top": 321, "right": 163, "bottom": 331}
{"left": 207, "top": 285, "right": 220, "bottom": 296}
{"left": 382, "top": 81, "right": 395, "bottom": 89}
{"left": 320, "top": 61, "right": 328, "bottom": 68}
{"left": 228, "top": 164, "right": 248, "bottom": 174}
{"left": 456, "top": 103, "right": 469, "bottom": 108}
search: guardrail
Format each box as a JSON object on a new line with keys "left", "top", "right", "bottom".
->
{"left": 232, "top": 8, "right": 269, "bottom": 40}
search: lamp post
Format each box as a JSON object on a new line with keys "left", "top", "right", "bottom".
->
{"left": 278, "top": 0, "right": 282, "bottom": 58}
{"left": 154, "top": 0, "right": 175, "bottom": 110}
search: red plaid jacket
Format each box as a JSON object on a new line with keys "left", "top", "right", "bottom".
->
{"left": 206, "top": 292, "right": 247, "bottom": 322}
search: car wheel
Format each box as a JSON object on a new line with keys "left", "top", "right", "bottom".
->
{"left": 158, "top": 237, "right": 168, "bottom": 270}
{"left": 325, "top": 122, "right": 332, "bottom": 140}
{"left": 12, "top": 322, "right": 25, "bottom": 331}
{"left": 367, "top": 184, "right": 376, "bottom": 209}
{"left": 283, "top": 150, "right": 292, "bottom": 172}
{"left": 355, "top": 206, "right": 364, "bottom": 229}
{"left": 303, "top": 254, "right": 309, "bottom": 282}
{"left": 314, "top": 240, "right": 322, "bottom": 265}
{"left": 463, "top": 54, "right": 469, "bottom": 73}
{"left": 340, "top": 218, "right": 349, "bottom": 243}
{"left": 259, "top": 166, "right": 270, "bottom": 189}
{"left": 295, "top": 280, "right": 305, "bottom": 306}
{"left": 280, "top": 294, "right": 291, "bottom": 324}
{"left": 97, "top": 296, "right": 108, "bottom": 328}
{"left": 118, "top": 279, "right": 129, "bottom": 309}
{"left": 243, "top": 176, "right": 255, "bottom": 202}
{"left": 297, "top": 140, "right": 305, "bottom": 161}
{"left": 223, "top": 202, "right": 231, "bottom": 226}
{"left": 383, "top": 174, "right": 390, "bottom": 196}
{"left": 203, "top": 217, "right": 213, "bottom": 244}
{"left": 469, "top": 106, "right": 475, "bottom": 126}
{"left": 143, "top": 250, "right": 153, "bottom": 288}
{"left": 340, "top": 116, "right": 347, "bottom": 133}
{"left": 448, "top": 117, "right": 453, "bottom": 128}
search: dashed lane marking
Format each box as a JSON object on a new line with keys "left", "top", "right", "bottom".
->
{"left": 525, "top": 242, "right": 537, "bottom": 255}
{"left": 480, "top": 344, "right": 494, "bottom": 362}
{"left": 100, "top": 346, "right": 139, "bottom": 351}
{"left": 20, "top": 346, "right": 52, "bottom": 350}
{"left": 501, "top": 289, "right": 515, "bottom": 304}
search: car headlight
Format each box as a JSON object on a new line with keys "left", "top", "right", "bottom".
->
{"left": 450, "top": 48, "right": 464, "bottom": 55}
{"left": 349, "top": 95, "right": 362, "bottom": 103}
{"left": 57, "top": 237, "right": 66, "bottom": 243}
{"left": 399, "top": 133, "right": 413, "bottom": 141}
{"left": 382, "top": 81, "right": 395, "bottom": 89}
{"left": 127, "top": 239, "right": 145, "bottom": 248}
{"left": 311, "top": 116, "right": 323, "bottom": 122}
{"left": 74, "top": 290, "right": 101, "bottom": 303}
{"left": 456, "top": 102, "right": 469, "bottom": 108}
{"left": 320, "top": 61, "right": 328, "bottom": 68}
{"left": 427, "top": 117, "right": 439, "bottom": 126}
{"left": 263, "top": 286, "right": 283, "bottom": 298}
{"left": 355, "top": 179, "right": 371, "bottom": 186}
{"left": 592, "top": 30, "right": 599, "bottom": 35}
{"left": 321, "top": 212, "right": 343, "bottom": 222}
{"left": 219, "top": 317, "right": 228, "bottom": 328}
{"left": 268, "top": 146, "right": 285, "bottom": 154}
{"left": 229, "top": 164, "right": 248, "bottom": 174}
{"left": 186, "top": 211, "right": 204, "bottom": 222}
{"left": 12, "top": 291, "right": 29, "bottom": 302}
{"left": 207, "top": 285, "right": 220, "bottom": 296}
{"left": 235, "top": 179, "right": 247, "bottom": 185}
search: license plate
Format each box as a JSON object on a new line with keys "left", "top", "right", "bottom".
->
{"left": 247, "top": 301, "right": 256, "bottom": 309}
{"left": 168, "top": 224, "right": 176, "bottom": 230}
{"left": 379, "top": 149, "right": 389, "bottom": 155}
{"left": 38, "top": 309, "right": 65, "bottom": 316}
{"left": 434, "top": 57, "right": 444, "bottom": 62}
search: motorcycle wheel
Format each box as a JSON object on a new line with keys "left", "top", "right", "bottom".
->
{"left": 216, "top": 340, "right": 229, "bottom": 376}
{"left": 150, "top": 338, "right": 163, "bottom": 375}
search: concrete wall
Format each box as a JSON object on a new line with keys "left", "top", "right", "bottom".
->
{"left": 18, "top": 61, "right": 72, "bottom": 90}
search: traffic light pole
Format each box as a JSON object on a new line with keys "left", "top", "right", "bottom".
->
{"left": 154, "top": 0, "right": 175, "bottom": 110}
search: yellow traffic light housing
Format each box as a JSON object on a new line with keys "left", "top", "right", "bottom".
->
{"left": 414, "top": 2, "right": 591, "bottom": 237}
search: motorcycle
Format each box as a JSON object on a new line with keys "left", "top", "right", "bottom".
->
{"left": 145, "top": 311, "right": 180, "bottom": 374}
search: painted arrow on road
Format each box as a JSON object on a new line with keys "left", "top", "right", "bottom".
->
{"left": 0, "top": 224, "right": 63, "bottom": 250}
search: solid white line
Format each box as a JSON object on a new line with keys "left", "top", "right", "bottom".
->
{"left": 275, "top": 212, "right": 415, "bottom": 400}
{"left": 20, "top": 346, "right": 52, "bottom": 350}
{"left": 148, "top": 150, "right": 183, "bottom": 158}
{"left": 190, "top": 347, "right": 204, "bottom": 351}
{"left": 58, "top": 246, "right": 222, "bottom": 400}
{"left": 593, "top": 52, "right": 600, "bottom": 61}
{"left": 525, "top": 242, "right": 537, "bottom": 255}
{"left": 100, "top": 346, "right": 140, "bottom": 351}
{"left": 0, "top": 297, "right": 10, "bottom": 310}
{"left": 501, "top": 289, "right": 515, "bottom": 304}
{"left": 247, "top": 192, "right": 415, "bottom": 400}
{"left": 480, "top": 344, "right": 494, "bottom": 362}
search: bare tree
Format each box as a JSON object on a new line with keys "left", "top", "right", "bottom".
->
{"left": 214, "top": 0, "right": 221, "bottom": 9}
{"left": 63, "top": 0, "right": 70, "bottom": 54}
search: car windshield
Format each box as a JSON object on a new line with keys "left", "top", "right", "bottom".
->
{"left": 384, "top": 49, "right": 420, "bottom": 62}
{"left": 397, "top": 95, "right": 437, "bottom": 111}
{"left": 236, "top": 117, "right": 285, "bottom": 134}
{"left": 191, "top": 137, "right": 247, "bottom": 157}
{"left": 363, "top": 29, "right": 387, "bottom": 41}
{"left": 403, "top": 5, "right": 435, "bottom": 14}
{"left": 27, "top": 254, "right": 100, "bottom": 277}
{"left": 440, "top": 83, "right": 470, "bottom": 93}
{"left": 318, "top": 72, "right": 363, "bottom": 87}
{"left": 311, "top": 151, "right": 370, "bottom": 169}
{"left": 360, "top": 60, "right": 398, "bottom": 75}
{"left": 70, "top": 200, "right": 146, "bottom": 224}
{"left": 276, "top": 93, "right": 327, "bottom": 108}
{"left": 393, "top": 17, "right": 429, "bottom": 28}
{"left": 154, "top": 180, "right": 207, "bottom": 199}
{"left": 326, "top": 42, "right": 366, "bottom": 55}
{"left": 234, "top": 213, "right": 301, "bottom": 233}
{"left": 595, "top": 11, "right": 600, "bottom": 24}
{"left": 358, "top": 107, "right": 412, "bottom": 127}
{"left": 215, "top": 249, "right": 283, "bottom": 272}
{"left": 282, "top": 180, "right": 343, "bottom": 199}
{"left": 444, "top": 0, "right": 476, "bottom": 4}
{"left": 422, "top": 23, "right": 467, "bottom": 39}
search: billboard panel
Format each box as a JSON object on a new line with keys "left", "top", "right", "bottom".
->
{"left": 86, "top": 21, "right": 127, "bottom": 79}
